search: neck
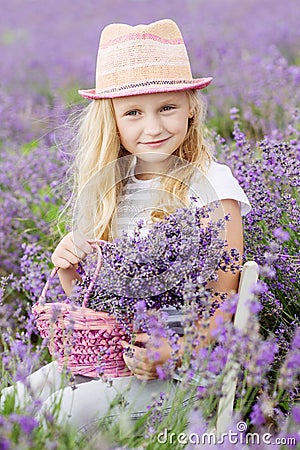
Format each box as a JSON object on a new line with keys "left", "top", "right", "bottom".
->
{"left": 134, "top": 157, "right": 170, "bottom": 180}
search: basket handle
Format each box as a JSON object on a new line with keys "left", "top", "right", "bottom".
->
{"left": 82, "top": 241, "right": 104, "bottom": 308}
{"left": 38, "top": 240, "right": 105, "bottom": 308}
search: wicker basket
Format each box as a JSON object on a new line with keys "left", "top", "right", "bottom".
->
{"left": 32, "top": 242, "right": 132, "bottom": 378}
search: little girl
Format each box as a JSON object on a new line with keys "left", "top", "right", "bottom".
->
{"left": 2, "top": 19, "right": 250, "bottom": 430}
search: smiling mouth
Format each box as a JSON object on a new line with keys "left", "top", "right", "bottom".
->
{"left": 141, "top": 138, "right": 170, "bottom": 145}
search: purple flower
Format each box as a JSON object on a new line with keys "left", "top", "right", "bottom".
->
{"left": 0, "top": 438, "right": 11, "bottom": 450}
{"left": 278, "top": 329, "right": 300, "bottom": 389}
{"left": 230, "top": 107, "right": 240, "bottom": 121}
{"left": 292, "top": 406, "right": 300, "bottom": 424}
{"left": 273, "top": 227, "right": 290, "bottom": 242}
{"left": 18, "top": 415, "right": 38, "bottom": 434}
{"left": 9, "top": 413, "right": 38, "bottom": 435}
{"left": 248, "top": 298, "right": 263, "bottom": 314}
{"left": 291, "top": 328, "right": 300, "bottom": 349}
{"left": 155, "top": 365, "right": 169, "bottom": 380}
{"left": 220, "top": 293, "right": 238, "bottom": 314}
{"left": 250, "top": 402, "right": 266, "bottom": 426}
{"left": 251, "top": 280, "right": 268, "bottom": 295}
{"left": 258, "top": 265, "right": 276, "bottom": 279}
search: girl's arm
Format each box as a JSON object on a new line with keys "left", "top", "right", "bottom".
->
{"left": 51, "top": 231, "right": 93, "bottom": 296}
{"left": 197, "top": 198, "right": 244, "bottom": 343}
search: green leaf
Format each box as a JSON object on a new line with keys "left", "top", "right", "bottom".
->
{"left": 21, "top": 140, "right": 39, "bottom": 155}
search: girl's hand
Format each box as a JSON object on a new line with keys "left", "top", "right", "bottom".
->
{"left": 122, "top": 333, "right": 173, "bottom": 381}
{"left": 51, "top": 231, "right": 93, "bottom": 270}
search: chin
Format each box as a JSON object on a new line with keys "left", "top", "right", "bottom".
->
{"left": 136, "top": 152, "right": 172, "bottom": 163}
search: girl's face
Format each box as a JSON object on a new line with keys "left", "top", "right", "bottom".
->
{"left": 112, "top": 91, "right": 191, "bottom": 175}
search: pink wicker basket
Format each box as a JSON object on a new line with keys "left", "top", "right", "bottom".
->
{"left": 32, "top": 242, "right": 132, "bottom": 378}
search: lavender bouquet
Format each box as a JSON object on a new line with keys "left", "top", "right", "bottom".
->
{"left": 72, "top": 204, "right": 241, "bottom": 329}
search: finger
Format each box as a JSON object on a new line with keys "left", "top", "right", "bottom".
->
{"left": 52, "top": 249, "right": 80, "bottom": 269}
{"left": 120, "top": 340, "right": 131, "bottom": 348}
{"left": 123, "top": 352, "right": 144, "bottom": 369}
{"left": 123, "top": 353, "right": 155, "bottom": 377}
{"left": 123, "top": 353, "right": 137, "bottom": 372}
{"left": 60, "top": 248, "right": 81, "bottom": 265}
{"left": 63, "top": 234, "right": 91, "bottom": 259}
{"left": 74, "top": 241, "right": 93, "bottom": 258}
{"left": 67, "top": 247, "right": 86, "bottom": 261}
{"left": 72, "top": 232, "right": 94, "bottom": 255}
{"left": 120, "top": 341, "right": 147, "bottom": 355}
{"left": 129, "top": 362, "right": 158, "bottom": 379}
{"left": 52, "top": 258, "right": 72, "bottom": 270}
{"left": 68, "top": 240, "right": 91, "bottom": 259}
{"left": 52, "top": 257, "right": 76, "bottom": 270}
{"left": 134, "top": 373, "right": 158, "bottom": 381}
{"left": 132, "top": 346, "right": 148, "bottom": 363}
{"left": 134, "top": 333, "right": 150, "bottom": 344}
{"left": 123, "top": 346, "right": 147, "bottom": 363}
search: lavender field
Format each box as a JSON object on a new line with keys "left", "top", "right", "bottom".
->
{"left": 0, "top": 0, "right": 300, "bottom": 449}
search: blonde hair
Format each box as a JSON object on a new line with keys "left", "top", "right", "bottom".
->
{"left": 66, "top": 90, "right": 213, "bottom": 240}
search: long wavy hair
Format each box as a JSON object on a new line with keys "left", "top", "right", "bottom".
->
{"left": 64, "top": 90, "right": 214, "bottom": 241}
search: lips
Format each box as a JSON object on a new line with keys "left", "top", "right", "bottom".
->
{"left": 140, "top": 137, "right": 170, "bottom": 146}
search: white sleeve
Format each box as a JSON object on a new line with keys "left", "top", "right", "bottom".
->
{"left": 189, "top": 161, "right": 251, "bottom": 216}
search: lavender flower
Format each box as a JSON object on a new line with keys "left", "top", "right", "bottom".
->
{"left": 10, "top": 414, "right": 38, "bottom": 434}
{"left": 273, "top": 227, "right": 290, "bottom": 243}
{"left": 278, "top": 328, "right": 300, "bottom": 390}
{"left": 0, "top": 438, "right": 11, "bottom": 450}
{"left": 73, "top": 206, "right": 237, "bottom": 329}
{"left": 144, "top": 392, "right": 167, "bottom": 439}
{"left": 250, "top": 402, "right": 266, "bottom": 426}
{"left": 291, "top": 406, "right": 300, "bottom": 425}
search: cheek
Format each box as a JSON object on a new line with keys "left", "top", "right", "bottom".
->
{"left": 172, "top": 117, "right": 189, "bottom": 137}
{"left": 117, "top": 124, "right": 132, "bottom": 146}
{"left": 117, "top": 126, "right": 140, "bottom": 154}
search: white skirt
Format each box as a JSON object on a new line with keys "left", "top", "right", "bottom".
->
{"left": 1, "top": 361, "right": 191, "bottom": 431}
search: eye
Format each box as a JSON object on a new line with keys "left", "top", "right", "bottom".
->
{"left": 125, "top": 110, "right": 140, "bottom": 116}
{"left": 161, "top": 105, "right": 175, "bottom": 112}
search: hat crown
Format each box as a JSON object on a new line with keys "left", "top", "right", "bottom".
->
{"left": 100, "top": 19, "right": 183, "bottom": 44}
{"left": 79, "top": 19, "right": 212, "bottom": 99}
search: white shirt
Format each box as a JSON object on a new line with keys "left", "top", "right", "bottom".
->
{"left": 111, "top": 160, "right": 251, "bottom": 239}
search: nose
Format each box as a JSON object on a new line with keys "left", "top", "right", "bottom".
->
{"left": 143, "top": 113, "right": 163, "bottom": 137}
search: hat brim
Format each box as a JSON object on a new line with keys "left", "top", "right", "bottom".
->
{"left": 78, "top": 77, "right": 213, "bottom": 100}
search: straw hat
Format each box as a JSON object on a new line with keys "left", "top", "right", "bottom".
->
{"left": 78, "top": 19, "right": 212, "bottom": 99}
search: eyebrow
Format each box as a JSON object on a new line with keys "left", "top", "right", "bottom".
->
{"left": 121, "top": 103, "right": 141, "bottom": 110}
{"left": 116, "top": 96, "right": 180, "bottom": 111}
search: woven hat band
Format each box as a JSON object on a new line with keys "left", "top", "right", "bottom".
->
{"left": 79, "top": 20, "right": 213, "bottom": 99}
